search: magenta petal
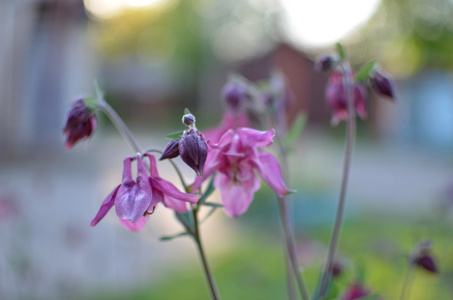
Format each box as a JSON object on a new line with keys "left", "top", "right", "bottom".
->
{"left": 90, "top": 185, "right": 120, "bottom": 227}
{"left": 214, "top": 172, "right": 260, "bottom": 218}
{"left": 119, "top": 215, "right": 149, "bottom": 232}
{"left": 115, "top": 176, "right": 153, "bottom": 223}
{"left": 254, "top": 152, "right": 291, "bottom": 197}
{"left": 145, "top": 153, "right": 160, "bottom": 177}
{"left": 236, "top": 128, "right": 275, "bottom": 148}
{"left": 151, "top": 177, "right": 200, "bottom": 204}
{"left": 163, "top": 196, "right": 188, "bottom": 213}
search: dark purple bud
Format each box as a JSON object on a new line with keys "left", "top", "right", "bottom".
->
{"left": 414, "top": 255, "right": 438, "bottom": 273}
{"left": 221, "top": 81, "right": 246, "bottom": 111}
{"left": 160, "top": 139, "right": 180, "bottom": 160}
{"left": 182, "top": 114, "right": 196, "bottom": 126}
{"left": 315, "top": 55, "right": 335, "bottom": 72}
{"left": 329, "top": 261, "right": 344, "bottom": 278}
{"left": 370, "top": 70, "right": 396, "bottom": 101}
{"left": 63, "top": 96, "right": 97, "bottom": 150}
{"left": 179, "top": 129, "right": 208, "bottom": 177}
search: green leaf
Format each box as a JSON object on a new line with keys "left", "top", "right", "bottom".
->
{"left": 159, "top": 232, "right": 188, "bottom": 241}
{"left": 202, "top": 202, "right": 223, "bottom": 207}
{"left": 82, "top": 97, "right": 99, "bottom": 110}
{"left": 336, "top": 42, "right": 346, "bottom": 61}
{"left": 284, "top": 112, "right": 307, "bottom": 148}
{"left": 94, "top": 79, "right": 104, "bottom": 98}
{"left": 355, "top": 60, "right": 377, "bottom": 82}
{"left": 166, "top": 131, "right": 185, "bottom": 140}
{"left": 199, "top": 175, "right": 215, "bottom": 204}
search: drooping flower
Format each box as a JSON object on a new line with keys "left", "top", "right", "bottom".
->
{"left": 326, "top": 71, "right": 367, "bottom": 126}
{"left": 63, "top": 96, "right": 97, "bottom": 150}
{"left": 91, "top": 154, "right": 200, "bottom": 232}
{"left": 410, "top": 239, "right": 438, "bottom": 274}
{"left": 191, "top": 128, "right": 291, "bottom": 217}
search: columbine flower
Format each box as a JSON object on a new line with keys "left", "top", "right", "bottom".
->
{"left": 326, "top": 71, "right": 367, "bottom": 126}
{"left": 222, "top": 81, "right": 247, "bottom": 112}
{"left": 91, "top": 154, "right": 200, "bottom": 232}
{"left": 63, "top": 96, "right": 97, "bottom": 150}
{"left": 341, "top": 283, "right": 371, "bottom": 300}
{"left": 191, "top": 128, "right": 290, "bottom": 217}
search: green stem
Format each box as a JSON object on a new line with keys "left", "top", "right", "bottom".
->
{"left": 317, "top": 63, "right": 356, "bottom": 299}
{"left": 400, "top": 263, "right": 415, "bottom": 300}
{"left": 98, "top": 99, "right": 141, "bottom": 154}
{"left": 192, "top": 205, "right": 221, "bottom": 300}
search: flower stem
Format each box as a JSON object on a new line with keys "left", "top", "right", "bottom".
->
{"left": 145, "top": 148, "right": 188, "bottom": 190}
{"left": 192, "top": 205, "right": 221, "bottom": 300}
{"left": 317, "top": 63, "right": 356, "bottom": 299}
{"left": 98, "top": 99, "right": 141, "bottom": 154}
{"left": 400, "top": 263, "right": 415, "bottom": 300}
{"left": 273, "top": 121, "right": 310, "bottom": 300}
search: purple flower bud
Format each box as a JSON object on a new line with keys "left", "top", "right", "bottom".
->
{"left": 370, "top": 70, "right": 396, "bottom": 101}
{"left": 414, "top": 255, "right": 438, "bottom": 273}
{"left": 182, "top": 114, "right": 196, "bottom": 126}
{"left": 160, "top": 139, "right": 180, "bottom": 160}
{"left": 63, "top": 96, "right": 97, "bottom": 150}
{"left": 329, "top": 261, "right": 344, "bottom": 278}
{"left": 179, "top": 129, "right": 208, "bottom": 177}
{"left": 221, "top": 81, "right": 246, "bottom": 111}
{"left": 315, "top": 55, "right": 335, "bottom": 72}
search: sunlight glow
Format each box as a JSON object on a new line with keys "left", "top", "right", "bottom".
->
{"left": 281, "top": 0, "right": 381, "bottom": 48}
{"left": 84, "top": 0, "right": 168, "bottom": 19}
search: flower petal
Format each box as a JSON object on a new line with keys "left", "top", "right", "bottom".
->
{"left": 163, "top": 196, "right": 188, "bottom": 213}
{"left": 115, "top": 175, "right": 153, "bottom": 223}
{"left": 119, "top": 215, "right": 149, "bottom": 232}
{"left": 90, "top": 185, "right": 120, "bottom": 227}
{"left": 236, "top": 128, "right": 275, "bottom": 148}
{"left": 145, "top": 153, "right": 159, "bottom": 177}
{"left": 150, "top": 177, "right": 200, "bottom": 204}
{"left": 253, "top": 152, "right": 291, "bottom": 197}
{"left": 214, "top": 172, "right": 260, "bottom": 218}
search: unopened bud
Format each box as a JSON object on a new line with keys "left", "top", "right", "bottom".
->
{"left": 160, "top": 139, "right": 180, "bottom": 160}
{"left": 182, "top": 114, "right": 196, "bottom": 126}
{"left": 315, "top": 55, "right": 335, "bottom": 72}
{"left": 63, "top": 96, "right": 97, "bottom": 150}
{"left": 370, "top": 70, "right": 396, "bottom": 101}
{"left": 222, "top": 81, "right": 246, "bottom": 111}
{"left": 179, "top": 129, "right": 208, "bottom": 177}
{"left": 411, "top": 240, "right": 438, "bottom": 274}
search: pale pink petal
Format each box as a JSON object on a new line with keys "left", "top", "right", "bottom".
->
{"left": 253, "top": 152, "right": 291, "bottom": 197}
{"left": 163, "top": 196, "right": 188, "bottom": 213}
{"left": 236, "top": 128, "right": 275, "bottom": 148}
{"left": 90, "top": 185, "right": 120, "bottom": 226}
{"left": 214, "top": 172, "right": 260, "bottom": 218}
{"left": 136, "top": 155, "right": 149, "bottom": 178}
{"left": 119, "top": 215, "right": 149, "bottom": 232}
{"left": 203, "top": 112, "right": 251, "bottom": 143}
{"left": 150, "top": 177, "right": 200, "bottom": 204}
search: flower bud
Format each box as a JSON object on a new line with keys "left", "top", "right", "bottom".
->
{"left": 370, "top": 70, "right": 396, "bottom": 101}
{"left": 179, "top": 129, "right": 208, "bottom": 177}
{"left": 341, "top": 284, "right": 371, "bottom": 300}
{"left": 182, "top": 114, "right": 196, "bottom": 126}
{"left": 315, "top": 55, "right": 335, "bottom": 72}
{"left": 221, "top": 81, "right": 246, "bottom": 111}
{"left": 411, "top": 240, "right": 438, "bottom": 274}
{"left": 63, "top": 96, "right": 97, "bottom": 150}
{"left": 160, "top": 139, "right": 180, "bottom": 160}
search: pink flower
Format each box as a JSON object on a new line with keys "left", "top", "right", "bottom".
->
{"left": 63, "top": 96, "right": 97, "bottom": 150}
{"left": 326, "top": 71, "right": 367, "bottom": 126}
{"left": 203, "top": 112, "right": 251, "bottom": 144}
{"left": 191, "top": 128, "right": 291, "bottom": 217}
{"left": 91, "top": 154, "right": 200, "bottom": 232}
{"left": 341, "top": 284, "right": 371, "bottom": 300}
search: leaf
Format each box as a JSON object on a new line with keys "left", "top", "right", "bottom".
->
{"left": 94, "top": 79, "right": 104, "bottom": 98}
{"left": 184, "top": 108, "right": 191, "bottom": 115}
{"left": 159, "top": 232, "right": 188, "bottom": 241}
{"left": 82, "top": 97, "right": 99, "bottom": 110}
{"left": 202, "top": 202, "right": 223, "bottom": 207}
{"left": 284, "top": 112, "right": 307, "bottom": 148}
{"left": 336, "top": 42, "right": 346, "bottom": 61}
{"left": 166, "top": 131, "right": 185, "bottom": 140}
{"left": 199, "top": 175, "right": 215, "bottom": 204}
{"left": 355, "top": 60, "right": 377, "bottom": 82}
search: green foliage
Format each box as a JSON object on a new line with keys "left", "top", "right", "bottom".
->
{"left": 166, "top": 131, "right": 184, "bottom": 140}
{"left": 355, "top": 61, "right": 377, "bottom": 82}
{"left": 284, "top": 112, "right": 307, "bottom": 149}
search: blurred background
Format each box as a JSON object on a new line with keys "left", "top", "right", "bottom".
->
{"left": 0, "top": 0, "right": 452, "bottom": 299}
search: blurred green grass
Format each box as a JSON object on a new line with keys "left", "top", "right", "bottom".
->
{"left": 84, "top": 213, "right": 452, "bottom": 300}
